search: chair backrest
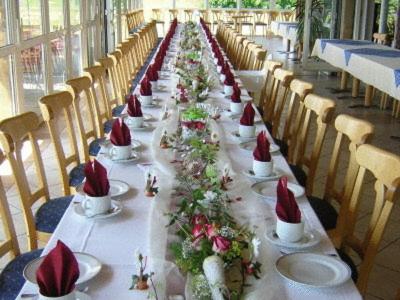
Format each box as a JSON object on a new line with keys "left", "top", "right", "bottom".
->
{"left": 258, "top": 60, "right": 283, "bottom": 111}
{"left": 212, "top": 9, "right": 223, "bottom": 23}
{"left": 341, "top": 144, "right": 400, "bottom": 295}
{"left": 294, "top": 94, "right": 336, "bottom": 195}
{"left": 152, "top": 8, "right": 163, "bottom": 21}
{"left": 184, "top": 9, "right": 193, "bottom": 21}
{"left": 169, "top": 9, "right": 179, "bottom": 21}
{"left": 253, "top": 10, "right": 266, "bottom": 23}
{"left": 0, "top": 152, "right": 20, "bottom": 258}
{"left": 250, "top": 47, "right": 267, "bottom": 70}
{"left": 39, "top": 91, "right": 80, "bottom": 196}
{"left": 108, "top": 50, "right": 128, "bottom": 99}
{"left": 116, "top": 44, "right": 132, "bottom": 92}
{"left": 0, "top": 112, "right": 51, "bottom": 250}
{"left": 373, "top": 32, "right": 388, "bottom": 45}
{"left": 66, "top": 76, "right": 99, "bottom": 162}
{"left": 97, "top": 56, "right": 124, "bottom": 108}
{"left": 199, "top": 10, "right": 211, "bottom": 23}
{"left": 240, "top": 42, "right": 261, "bottom": 70}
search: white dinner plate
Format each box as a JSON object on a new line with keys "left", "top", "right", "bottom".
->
{"left": 251, "top": 180, "right": 305, "bottom": 199}
{"left": 276, "top": 253, "right": 351, "bottom": 288}
{"left": 24, "top": 252, "right": 102, "bottom": 286}
{"left": 74, "top": 200, "right": 123, "bottom": 219}
{"left": 265, "top": 229, "right": 321, "bottom": 250}
{"left": 107, "top": 150, "right": 140, "bottom": 163}
{"left": 239, "top": 141, "right": 280, "bottom": 153}
{"left": 76, "top": 179, "right": 130, "bottom": 199}
{"left": 231, "top": 131, "right": 257, "bottom": 142}
{"left": 242, "top": 169, "right": 284, "bottom": 182}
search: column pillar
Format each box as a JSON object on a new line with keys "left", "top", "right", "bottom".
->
{"left": 353, "top": 0, "right": 362, "bottom": 39}
{"left": 302, "top": 0, "right": 311, "bottom": 63}
{"left": 330, "top": 0, "right": 338, "bottom": 39}
{"left": 340, "top": 0, "right": 355, "bottom": 39}
{"left": 379, "top": 0, "right": 389, "bottom": 33}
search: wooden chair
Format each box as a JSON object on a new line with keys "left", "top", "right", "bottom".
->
{"left": 335, "top": 144, "right": 400, "bottom": 295}
{"left": 39, "top": 91, "right": 85, "bottom": 195}
{"left": 266, "top": 10, "right": 279, "bottom": 34}
{"left": 199, "top": 9, "right": 212, "bottom": 27}
{"left": 253, "top": 10, "right": 268, "bottom": 36}
{"left": 241, "top": 43, "right": 261, "bottom": 70}
{"left": 184, "top": 9, "right": 194, "bottom": 22}
{"left": 108, "top": 50, "right": 128, "bottom": 101}
{"left": 249, "top": 47, "right": 267, "bottom": 70}
{"left": 237, "top": 39, "right": 255, "bottom": 70}
{"left": 0, "top": 158, "right": 43, "bottom": 298}
{"left": 373, "top": 32, "right": 388, "bottom": 45}
{"left": 169, "top": 9, "right": 179, "bottom": 23}
{"left": 289, "top": 94, "right": 336, "bottom": 196}
{"left": 308, "top": 115, "right": 374, "bottom": 232}
{"left": 0, "top": 112, "right": 74, "bottom": 250}
{"left": 258, "top": 60, "right": 283, "bottom": 114}
{"left": 211, "top": 9, "right": 223, "bottom": 31}
{"left": 152, "top": 8, "right": 165, "bottom": 35}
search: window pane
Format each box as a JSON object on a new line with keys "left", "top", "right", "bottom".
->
{"left": 51, "top": 37, "right": 66, "bottom": 91}
{"left": 176, "top": 0, "right": 204, "bottom": 8}
{"left": 0, "top": 1, "right": 11, "bottom": 46}
{"left": 88, "top": 0, "right": 96, "bottom": 20}
{"left": 210, "top": 0, "right": 236, "bottom": 8}
{"left": 49, "top": 0, "right": 64, "bottom": 31}
{"left": 242, "top": 0, "right": 269, "bottom": 8}
{"left": 87, "top": 26, "right": 95, "bottom": 66}
{"left": 19, "top": 0, "right": 42, "bottom": 40}
{"left": 70, "top": 0, "right": 81, "bottom": 25}
{"left": 0, "top": 55, "right": 14, "bottom": 118}
{"left": 71, "top": 31, "right": 82, "bottom": 77}
{"left": 21, "top": 44, "right": 45, "bottom": 113}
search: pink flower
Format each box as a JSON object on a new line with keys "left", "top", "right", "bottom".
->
{"left": 192, "top": 224, "right": 204, "bottom": 239}
{"left": 212, "top": 236, "right": 231, "bottom": 254}
{"left": 191, "top": 214, "right": 207, "bottom": 225}
{"left": 205, "top": 224, "right": 218, "bottom": 239}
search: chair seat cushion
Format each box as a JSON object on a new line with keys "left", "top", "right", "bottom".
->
{"left": 104, "top": 119, "right": 114, "bottom": 134}
{"left": 68, "top": 163, "right": 86, "bottom": 187}
{"left": 89, "top": 138, "right": 106, "bottom": 157}
{"left": 289, "top": 164, "right": 307, "bottom": 187}
{"left": 336, "top": 248, "right": 358, "bottom": 283}
{"left": 112, "top": 105, "right": 126, "bottom": 117}
{"left": 35, "top": 196, "right": 73, "bottom": 233}
{"left": 308, "top": 196, "right": 338, "bottom": 230}
{"left": 274, "top": 138, "right": 288, "bottom": 158}
{"left": 0, "top": 249, "right": 43, "bottom": 299}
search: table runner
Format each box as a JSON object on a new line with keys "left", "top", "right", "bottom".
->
{"left": 17, "top": 24, "right": 362, "bottom": 300}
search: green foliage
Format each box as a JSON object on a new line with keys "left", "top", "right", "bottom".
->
{"left": 210, "top": 0, "right": 237, "bottom": 8}
{"left": 276, "top": 0, "right": 297, "bottom": 9}
{"left": 296, "top": 0, "right": 324, "bottom": 48}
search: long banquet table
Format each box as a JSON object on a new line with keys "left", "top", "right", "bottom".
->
{"left": 18, "top": 24, "right": 362, "bottom": 300}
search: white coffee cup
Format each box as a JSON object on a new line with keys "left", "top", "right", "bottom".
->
{"left": 220, "top": 74, "right": 226, "bottom": 83}
{"left": 239, "top": 124, "right": 255, "bottom": 138}
{"left": 253, "top": 159, "right": 273, "bottom": 177}
{"left": 213, "top": 58, "right": 218, "bottom": 64}
{"left": 39, "top": 291, "right": 76, "bottom": 300}
{"left": 276, "top": 218, "right": 304, "bottom": 243}
{"left": 140, "top": 95, "right": 153, "bottom": 106}
{"left": 217, "top": 65, "right": 222, "bottom": 73}
{"left": 110, "top": 144, "right": 132, "bottom": 160}
{"left": 230, "top": 102, "right": 242, "bottom": 114}
{"left": 150, "top": 81, "right": 158, "bottom": 91}
{"left": 127, "top": 116, "right": 144, "bottom": 128}
{"left": 224, "top": 85, "right": 234, "bottom": 96}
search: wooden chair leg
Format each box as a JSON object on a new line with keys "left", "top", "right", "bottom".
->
{"left": 396, "top": 101, "right": 400, "bottom": 118}
{"left": 380, "top": 93, "right": 388, "bottom": 110}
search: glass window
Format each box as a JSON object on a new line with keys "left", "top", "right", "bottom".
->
{"left": 0, "top": 1, "right": 11, "bottom": 47}
{"left": 88, "top": 0, "right": 96, "bottom": 21}
{"left": 71, "top": 31, "right": 82, "bottom": 77}
{"left": 176, "top": 0, "right": 204, "bottom": 8}
{"left": 21, "top": 44, "right": 45, "bottom": 113}
{"left": 49, "top": 0, "right": 64, "bottom": 31}
{"left": 70, "top": 0, "right": 81, "bottom": 25}
{"left": 87, "top": 26, "right": 95, "bottom": 66}
{"left": 276, "top": 0, "right": 296, "bottom": 9}
{"left": 242, "top": 0, "right": 270, "bottom": 8}
{"left": 0, "top": 55, "right": 14, "bottom": 118}
{"left": 19, "top": 0, "right": 42, "bottom": 40}
{"left": 210, "top": 0, "right": 236, "bottom": 8}
{"left": 51, "top": 37, "right": 66, "bottom": 90}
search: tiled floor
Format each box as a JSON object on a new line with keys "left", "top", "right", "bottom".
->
{"left": 0, "top": 33, "right": 399, "bottom": 299}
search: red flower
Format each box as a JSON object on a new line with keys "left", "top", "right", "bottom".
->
{"left": 205, "top": 224, "right": 218, "bottom": 239}
{"left": 212, "top": 235, "right": 231, "bottom": 254}
{"left": 191, "top": 214, "right": 207, "bottom": 225}
{"left": 192, "top": 224, "right": 204, "bottom": 239}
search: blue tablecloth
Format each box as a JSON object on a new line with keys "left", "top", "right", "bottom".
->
{"left": 344, "top": 47, "right": 400, "bottom": 65}
{"left": 320, "top": 39, "right": 373, "bottom": 52}
{"left": 394, "top": 69, "right": 400, "bottom": 87}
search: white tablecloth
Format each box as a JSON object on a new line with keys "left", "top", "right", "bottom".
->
{"left": 271, "top": 21, "right": 298, "bottom": 43}
{"left": 312, "top": 39, "right": 400, "bottom": 101}
{"left": 17, "top": 26, "right": 361, "bottom": 300}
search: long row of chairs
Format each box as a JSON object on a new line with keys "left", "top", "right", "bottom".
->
{"left": 126, "top": 9, "right": 145, "bottom": 33}
{"left": 216, "top": 23, "right": 267, "bottom": 70}
{"left": 0, "top": 18, "right": 160, "bottom": 299}
{"left": 217, "top": 21, "right": 400, "bottom": 296}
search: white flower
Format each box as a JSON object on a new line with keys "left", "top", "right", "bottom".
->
{"left": 252, "top": 237, "right": 261, "bottom": 258}
{"left": 201, "top": 190, "right": 217, "bottom": 207}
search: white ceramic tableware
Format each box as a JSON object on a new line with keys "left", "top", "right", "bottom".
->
{"left": 126, "top": 116, "right": 144, "bottom": 128}
{"left": 109, "top": 145, "right": 131, "bottom": 160}
{"left": 140, "top": 95, "right": 153, "bottom": 106}
{"left": 224, "top": 85, "right": 234, "bottom": 97}
{"left": 265, "top": 229, "right": 321, "bottom": 250}
{"left": 220, "top": 74, "right": 226, "bottom": 83}
{"left": 253, "top": 159, "right": 273, "bottom": 177}
{"left": 276, "top": 253, "right": 351, "bottom": 288}
{"left": 74, "top": 200, "right": 122, "bottom": 219}
{"left": 230, "top": 102, "right": 242, "bottom": 114}
{"left": 76, "top": 179, "right": 129, "bottom": 199}
{"left": 239, "top": 124, "right": 255, "bottom": 138}
{"left": 39, "top": 291, "right": 75, "bottom": 300}
{"left": 150, "top": 81, "right": 158, "bottom": 91}
{"left": 240, "top": 141, "right": 280, "bottom": 153}
{"left": 217, "top": 65, "right": 222, "bottom": 73}
{"left": 276, "top": 219, "right": 304, "bottom": 243}
{"left": 251, "top": 180, "right": 305, "bottom": 199}
{"left": 82, "top": 195, "right": 111, "bottom": 218}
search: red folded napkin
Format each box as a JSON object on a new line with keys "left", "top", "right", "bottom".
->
{"left": 110, "top": 118, "right": 131, "bottom": 146}
{"left": 140, "top": 76, "right": 152, "bottom": 96}
{"left": 223, "top": 62, "right": 230, "bottom": 75}
{"left": 231, "top": 83, "right": 241, "bottom": 103}
{"left": 83, "top": 159, "right": 110, "bottom": 197}
{"left": 276, "top": 177, "right": 301, "bottom": 223}
{"left": 36, "top": 240, "right": 80, "bottom": 297}
{"left": 253, "top": 131, "right": 271, "bottom": 162}
{"left": 240, "top": 102, "right": 255, "bottom": 126}
{"left": 224, "top": 70, "right": 235, "bottom": 86}
{"left": 147, "top": 64, "right": 159, "bottom": 81}
{"left": 127, "top": 95, "right": 143, "bottom": 117}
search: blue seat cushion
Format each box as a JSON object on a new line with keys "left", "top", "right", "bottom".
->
{"left": 289, "top": 164, "right": 307, "bottom": 187}
{"left": 104, "top": 120, "right": 114, "bottom": 134}
{"left": 274, "top": 138, "right": 288, "bottom": 158}
{"left": 89, "top": 138, "right": 106, "bottom": 157}
{"left": 35, "top": 195, "right": 73, "bottom": 233}
{"left": 0, "top": 249, "right": 43, "bottom": 300}
{"left": 112, "top": 105, "right": 126, "bottom": 117}
{"left": 68, "top": 163, "right": 85, "bottom": 187}
{"left": 337, "top": 248, "right": 358, "bottom": 283}
{"left": 308, "top": 196, "right": 338, "bottom": 231}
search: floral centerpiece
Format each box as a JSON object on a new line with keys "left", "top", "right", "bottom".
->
{"left": 180, "top": 106, "right": 208, "bottom": 140}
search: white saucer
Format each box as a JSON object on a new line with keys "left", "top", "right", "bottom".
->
{"left": 99, "top": 139, "right": 141, "bottom": 150}
{"left": 141, "top": 101, "right": 158, "bottom": 108}
{"left": 24, "top": 252, "right": 102, "bottom": 287}
{"left": 265, "top": 229, "right": 321, "bottom": 250}
{"left": 231, "top": 131, "right": 257, "bottom": 142}
{"left": 107, "top": 151, "right": 140, "bottom": 163}
{"left": 239, "top": 141, "right": 280, "bottom": 153}
{"left": 74, "top": 200, "right": 123, "bottom": 219}
{"left": 251, "top": 180, "right": 305, "bottom": 199}
{"left": 128, "top": 123, "right": 154, "bottom": 131}
{"left": 76, "top": 179, "right": 130, "bottom": 199}
{"left": 276, "top": 253, "right": 351, "bottom": 288}
{"left": 242, "top": 169, "right": 284, "bottom": 181}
